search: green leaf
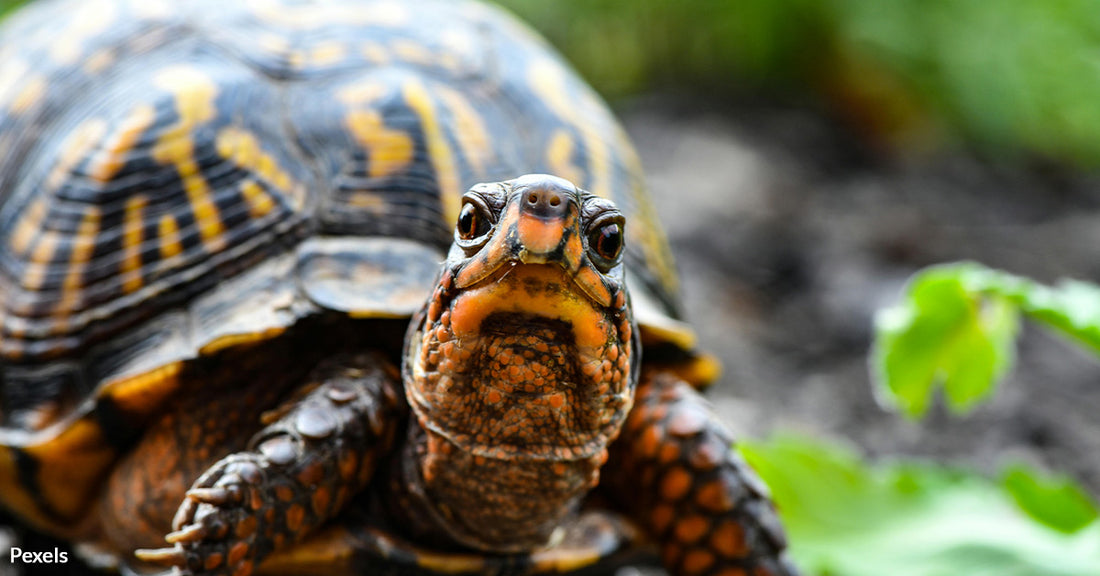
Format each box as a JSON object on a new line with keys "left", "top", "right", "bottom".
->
{"left": 1016, "top": 279, "right": 1100, "bottom": 355}
{"left": 871, "top": 263, "right": 1019, "bottom": 418}
{"left": 1002, "top": 464, "right": 1099, "bottom": 534}
{"left": 740, "top": 436, "right": 1100, "bottom": 576}
{"left": 873, "top": 263, "right": 1100, "bottom": 420}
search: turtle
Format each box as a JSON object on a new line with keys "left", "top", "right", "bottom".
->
{"left": 0, "top": 0, "right": 798, "bottom": 575}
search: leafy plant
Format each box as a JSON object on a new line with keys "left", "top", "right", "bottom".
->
{"left": 740, "top": 436, "right": 1100, "bottom": 576}
{"left": 872, "top": 262, "right": 1100, "bottom": 419}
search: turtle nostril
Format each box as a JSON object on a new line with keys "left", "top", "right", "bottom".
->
{"left": 518, "top": 185, "right": 571, "bottom": 218}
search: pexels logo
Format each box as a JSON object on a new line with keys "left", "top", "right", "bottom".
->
{"left": 9, "top": 547, "right": 68, "bottom": 564}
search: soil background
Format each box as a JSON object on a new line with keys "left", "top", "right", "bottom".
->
{"left": 4, "top": 96, "right": 1100, "bottom": 575}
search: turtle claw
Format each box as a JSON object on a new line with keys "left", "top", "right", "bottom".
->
{"left": 187, "top": 485, "right": 242, "bottom": 506}
{"left": 172, "top": 497, "right": 198, "bottom": 531}
{"left": 134, "top": 545, "right": 186, "bottom": 566}
{"left": 158, "top": 454, "right": 269, "bottom": 576}
{"left": 165, "top": 523, "right": 208, "bottom": 544}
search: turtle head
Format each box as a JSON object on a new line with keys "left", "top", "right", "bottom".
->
{"left": 403, "top": 174, "right": 639, "bottom": 462}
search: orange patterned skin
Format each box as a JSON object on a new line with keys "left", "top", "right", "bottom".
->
{"left": 603, "top": 370, "right": 798, "bottom": 576}
{"left": 390, "top": 175, "right": 637, "bottom": 553}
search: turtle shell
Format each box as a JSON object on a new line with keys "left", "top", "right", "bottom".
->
{"left": 0, "top": 0, "right": 706, "bottom": 532}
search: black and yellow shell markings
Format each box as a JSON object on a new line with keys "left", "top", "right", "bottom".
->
{"left": 528, "top": 59, "right": 611, "bottom": 200}
{"left": 56, "top": 207, "right": 101, "bottom": 317}
{"left": 435, "top": 86, "right": 492, "bottom": 178}
{"left": 23, "top": 227, "right": 58, "bottom": 295}
{"left": 330, "top": 76, "right": 495, "bottom": 231}
{"left": 340, "top": 81, "right": 415, "bottom": 183}
{"left": 88, "top": 104, "right": 156, "bottom": 184}
{"left": 157, "top": 213, "right": 183, "bottom": 260}
{"left": 0, "top": 56, "right": 309, "bottom": 358}
{"left": 547, "top": 129, "right": 585, "bottom": 190}
{"left": 404, "top": 78, "right": 462, "bottom": 226}
{"left": 8, "top": 197, "right": 48, "bottom": 259}
{"left": 215, "top": 127, "right": 305, "bottom": 212}
{"left": 46, "top": 119, "right": 111, "bottom": 191}
{"left": 121, "top": 195, "right": 148, "bottom": 294}
{"left": 150, "top": 66, "right": 225, "bottom": 253}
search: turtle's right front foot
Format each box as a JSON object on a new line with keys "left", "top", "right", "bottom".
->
{"left": 137, "top": 454, "right": 270, "bottom": 575}
{"left": 136, "top": 354, "right": 406, "bottom": 575}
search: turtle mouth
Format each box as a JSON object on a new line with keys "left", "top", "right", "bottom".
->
{"left": 446, "top": 263, "right": 616, "bottom": 353}
{"left": 458, "top": 255, "right": 614, "bottom": 310}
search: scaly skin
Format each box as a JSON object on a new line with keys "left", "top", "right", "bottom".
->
{"left": 603, "top": 370, "right": 799, "bottom": 576}
{"left": 136, "top": 354, "right": 407, "bottom": 576}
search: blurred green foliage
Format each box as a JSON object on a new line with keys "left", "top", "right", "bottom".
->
{"left": 497, "top": 0, "right": 1100, "bottom": 166}
{"left": 741, "top": 437, "right": 1100, "bottom": 576}
{"left": 873, "top": 263, "right": 1100, "bottom": 419}
{"left": 0, "top": 0, "right": 25, "bottom": 19}
{"left": 872, "top": 263, "right": 1018, "bottom": 419}
{"left": 1003, "top": 464, "right": 1100, "bottom": 534}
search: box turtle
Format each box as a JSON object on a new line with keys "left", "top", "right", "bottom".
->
{"left": 0, "top": 0, "right": 798, "bottom": 575}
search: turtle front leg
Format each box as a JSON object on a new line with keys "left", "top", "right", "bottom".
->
{"left": 602, "top": 370, "right": 799, "bottom": 576}
{"left": 136, "top": 353, "right": 407, "bottom": 576}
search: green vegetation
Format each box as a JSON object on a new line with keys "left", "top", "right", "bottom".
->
{"left": 0, "top": 0, "right": 26, "bottom": 19}
{"left": 846, "top": 262, "right": 1100, "bottom": 574}
{"left": 741, "top": 437, "right": 1100, "bottom": 576}
{"left": 873, "top": 263, "right": 1100, "bottom": 419}
{"left": 497, "top": 0, "right": 1100, "bottom": 166}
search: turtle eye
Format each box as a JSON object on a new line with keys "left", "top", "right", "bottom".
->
{"left": 456, "top": 200, "right": 492, "bottom": 242}
{"left": 588, "top": 220, "right": 624, "bottom": 264}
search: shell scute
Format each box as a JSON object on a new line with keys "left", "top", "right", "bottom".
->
{"left": 0, "top": 49, "right": 313, "bottom": 361}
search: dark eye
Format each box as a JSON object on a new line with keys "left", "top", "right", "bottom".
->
{"left": 456, "top": 202, "right": 490, "bottom": 240}
{"left": 589, "top": 221, "right": 623, "bottom": 262}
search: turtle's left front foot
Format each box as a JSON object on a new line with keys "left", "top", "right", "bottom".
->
{"left": 136, "top": 354, "right": 406, "bottom": 576}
